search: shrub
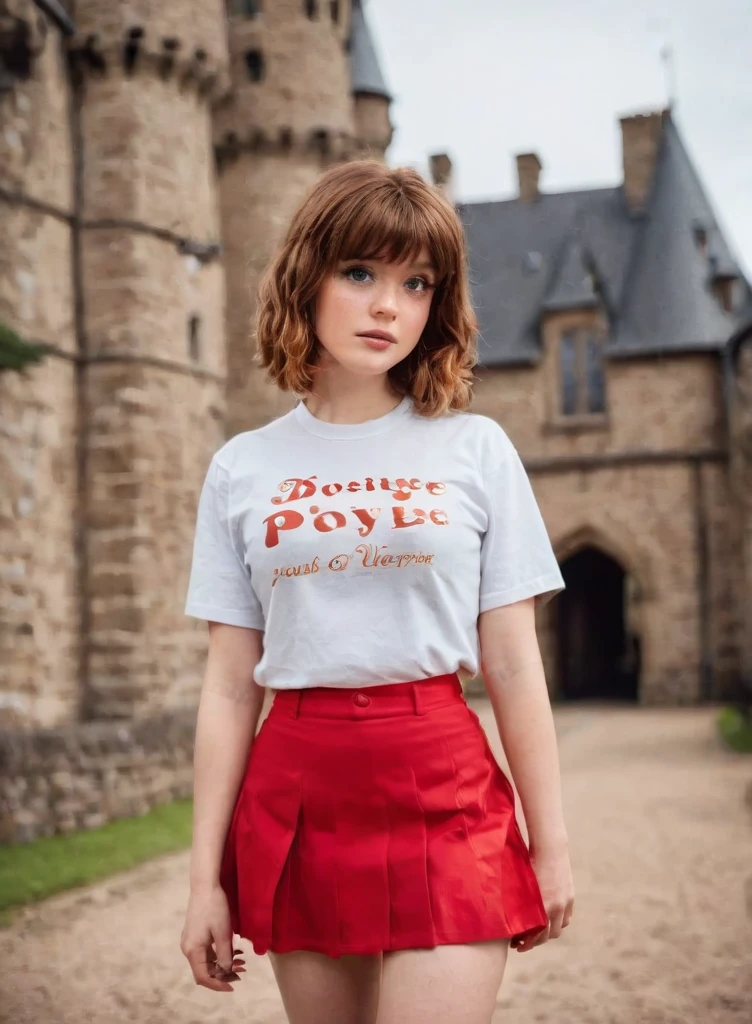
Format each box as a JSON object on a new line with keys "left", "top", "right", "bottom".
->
{"left": 717, "top": 705, "right": 752, "bottom": 753}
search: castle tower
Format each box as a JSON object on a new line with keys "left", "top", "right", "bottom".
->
{"left": 216, "top": 0, "right": 392, "bottom": 434}
{"left": 0, "top": 1, "right": 79, "bottom": 728}
{"left": 350, "top": 0, "right": 392, "bottom": 160}
{"left": 68, "top": 1, "right": 231, "bottom": 718}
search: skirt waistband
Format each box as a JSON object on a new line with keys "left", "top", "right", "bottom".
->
{"left": 270, "top": 673, "right": 463, "bottom": 720}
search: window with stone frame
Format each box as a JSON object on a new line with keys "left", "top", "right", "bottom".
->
{"left": 231, "top": 0, "right": 260, "bottom": 16}
{"left": 305, "top": 0, "right": 318, "bottom": 19}
{"left": 559, "top": 328, "right": 606, "bottom": 417}
{"left": 244, "top": 49, "right": 265, "bottom": 81}
{"left": 330, "top": 0, "right": 341, "bottom": 22}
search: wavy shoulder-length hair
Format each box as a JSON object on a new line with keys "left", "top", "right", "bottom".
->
{"left": 255, "top": 160, "right": 478, "bottom": 417}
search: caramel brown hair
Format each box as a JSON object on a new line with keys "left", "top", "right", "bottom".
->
{"left": 255, "top": 160, "right": 478, "bottom": 417}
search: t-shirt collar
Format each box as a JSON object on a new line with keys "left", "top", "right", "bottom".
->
{"left": 293, "top": 395, "right": 414, "bottom": 440}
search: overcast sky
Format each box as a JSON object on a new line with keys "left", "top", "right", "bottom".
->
{"left": 366, "top": 0, "right": 752, "bottom": 276}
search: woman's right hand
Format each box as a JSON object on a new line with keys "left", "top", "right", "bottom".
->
{"left": 180, "top": 884, "right": 246, "bottom": 992}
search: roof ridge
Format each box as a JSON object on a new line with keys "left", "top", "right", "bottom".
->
{"left": 457, "top": 185, "right": 618, "bottom": 210}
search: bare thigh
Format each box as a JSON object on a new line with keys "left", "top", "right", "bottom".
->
{"left": 376, "top": 941, "right": 510, "bottom": 1024}
{"left": 269, "top": 950, "right": 383, "bottom": 1024}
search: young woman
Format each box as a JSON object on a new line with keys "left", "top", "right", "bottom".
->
{"left": 180, "top": 160, "right": 574, "bottom": 1024}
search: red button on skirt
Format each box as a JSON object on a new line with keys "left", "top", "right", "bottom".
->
{"left": 219, "top": 674, "right": 548, "bottom": 958}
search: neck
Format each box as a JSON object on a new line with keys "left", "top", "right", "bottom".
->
{"left": 302, "top": 371, "right": 402, "bottom": 425}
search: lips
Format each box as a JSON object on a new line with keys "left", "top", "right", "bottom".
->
{"left": 357, "top": 330, "right": 397, "bottom": 344}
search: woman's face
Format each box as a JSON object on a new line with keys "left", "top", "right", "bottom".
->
{"left": 313, "top": 248, "right": 437, "bottom": 378}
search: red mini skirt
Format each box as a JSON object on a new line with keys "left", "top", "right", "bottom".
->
{"left": 219, "top": 673, "right": 548, "bottom": 958}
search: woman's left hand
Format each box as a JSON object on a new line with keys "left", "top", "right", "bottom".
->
{"left": 512, "top": 841, "right": 575, "bottom": 953}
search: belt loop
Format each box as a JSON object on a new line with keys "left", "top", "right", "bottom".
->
{"left": 290, "top": 690, "right": 303, "bottom": 719}
{"left": 412, "top": 683, "right": 426, "bottom": 716}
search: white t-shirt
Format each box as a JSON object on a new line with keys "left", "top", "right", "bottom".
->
{"left": 184, "top": 395, "right": 564, "bottom": 690}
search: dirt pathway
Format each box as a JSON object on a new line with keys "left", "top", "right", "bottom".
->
{"left": 1, "top": 703, "right": 750, "bottom": 1024}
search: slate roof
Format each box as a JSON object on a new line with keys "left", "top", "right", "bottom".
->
{"left": 458, "top": 112, "right": 752, "bottom": 367}
{"left": 349, "top": 0, "right": 391, "bottom": 100}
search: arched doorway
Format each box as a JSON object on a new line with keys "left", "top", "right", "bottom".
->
{"left": 556, "top": 547, "right": 640, "bottom": 702}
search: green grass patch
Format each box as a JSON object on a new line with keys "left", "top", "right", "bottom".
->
{"left": 0, "top": 799, "right": 194, "bottom": 922}
{"left": 717, "top": 706, "right": 752, "bottom": 754}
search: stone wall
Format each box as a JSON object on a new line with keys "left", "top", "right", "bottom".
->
{"left": 0, "top": 23, "right": 79, "bottom": 730}
{"left": 84, "top": 365, "right": 226, "bottom": 719}
{"left": 353, "top": 93, "right": 393, "bottom": 160}
{"left": 471, "top": 349, "right": 739, "bottom": 704}
{"left": 729, "top": 332, "right": 752, "bottom": 690}
{"left": 219, "top": 153, "right": 323, "bottom": 433}
{"left": 0, "top": 362, "right": 81, "bottom": 730}
{"left": 0, "top": 709, "right": 196, "bottom": 844}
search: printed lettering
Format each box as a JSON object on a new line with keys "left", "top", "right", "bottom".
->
{"left": 392, "top": 507, "right": 426, "bottom": 529}
{"left": 272, "top": 476, "right": 318, "bottom": 504}
{"left": 426, "top": 482, "right": 446, "bottom": 496}
{"left": 264, "top": 509, "right": 305, "bottom": 548}
{"left": 430, "top": 509, "right": 449, "bottom": 525}
{"left": 347, "top": 481, "right": 361, "bottom": 493}
{"left": 322, "top": 483, "right": 343, "bottom": 497}
{"left": 313, "top": 510, "right": 347, "bottom": 533}
{"left": 351, "top": 507, "right": 382, "bottom": 537}
{"left": 354, "top": 543, "right": 386, "bottom": 568}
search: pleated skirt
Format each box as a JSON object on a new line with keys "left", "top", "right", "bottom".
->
{"left": 219, "top": 673, "right": 548, "bottom": 958}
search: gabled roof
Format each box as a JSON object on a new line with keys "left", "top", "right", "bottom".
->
{"left": 349, "top": 0, "right": 391, "bottom": 100}
{"left": 458, "top": 188, "right": 636, "bottom": 364}
{"left": 542, "top": 236, "right": 601, "bottom": 313}
{"left": 612, "top": 116, "right": 744, "bottom": 356}
{"left": 458, "top": 112, "right": 752, "bottom": 367}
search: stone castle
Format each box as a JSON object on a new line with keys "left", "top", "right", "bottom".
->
{"left": 1, "top": 2, "right": 752, "bottom": 840}
{"left": 1, "top": 0, "right": 392, "bottom": 737}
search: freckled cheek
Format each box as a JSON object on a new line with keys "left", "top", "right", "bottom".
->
{"left": 316, "top": 288, "right": 363, "bottom": 342}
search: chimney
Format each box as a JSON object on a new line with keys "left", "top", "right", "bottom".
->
{"left": 429, "top": 153, "right": 453, "bottom": 202}
{"left": 516, "top": 153, "right": 542, "bottom": 203}
{"left": 620, "top": 109, "right": 666, "bottom": 213}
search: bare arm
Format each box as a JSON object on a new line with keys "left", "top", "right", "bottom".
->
{"left": 478, "top": 597, "right": 574, "bottom": 949}
{"left": 478, "top": 598, "right": 567, "bottom": 851}
{"left": 190, "top": 621, "right": 266, "bottom": 889}
{"left": 181, "top": 622, "right": 265, "bottom": 990}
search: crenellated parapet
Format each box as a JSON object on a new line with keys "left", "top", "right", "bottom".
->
{"left": 215, "top": 123, "right": 357, "bottom": 171}
{"left": 66, "top": 25, "right": 230, "bottom": 101}
{"left": 67, "top": 0, "right": 229, "bottom": 92}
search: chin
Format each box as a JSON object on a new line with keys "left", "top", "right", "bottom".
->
{"left": 336, "top": 351, "right": 404, "bottom": 376}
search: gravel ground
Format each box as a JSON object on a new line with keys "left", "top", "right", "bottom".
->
{"left": 0, "top": 702, "right": 750, "bottom": 1024}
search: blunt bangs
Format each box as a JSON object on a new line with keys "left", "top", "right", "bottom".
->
{"left": 322, "top": 180, "right": 459, "bottom": 283}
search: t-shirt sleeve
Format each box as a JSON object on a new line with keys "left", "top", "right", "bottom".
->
{"left": 184, "top": 455, "right": 265, "bottom": 629}
{"left": 479, "top": 444, "right": 565, "bottom": 613}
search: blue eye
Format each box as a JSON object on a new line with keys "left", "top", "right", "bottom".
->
{"left": 344, "top": 266, "right": 372, "bottom": 283}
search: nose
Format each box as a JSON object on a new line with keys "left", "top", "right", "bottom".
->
{"left": 369, "top": 281, "right": 399, "bottom": 319}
